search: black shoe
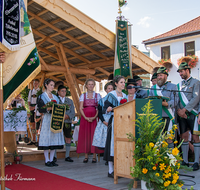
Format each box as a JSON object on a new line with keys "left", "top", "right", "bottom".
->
{"left": 53, "top": 157, "right": 57, "bottom": 162}
{"left": 65, "top": 157, "right": 73, "bottom": 162}
{"left": 16, "top": 141, "right": 19, "bottom": 145}
{"left": 83, "top": 158, "right": 88, "bottom": 163}
{"left": 92, "top": 158, "right": 97, "bottom": 163}
{"left": 105, "top": 161, "right": 108, "bottom": 165}
{"left": 108, "top": 172, "right": 114, "bottom": 178}
{"left": 192, "top": 162, "right": 199, "bottom": 171}
{"left": 51, "top": 161, "right": 58, "bottom": 166}
{"left": 27, "top": 141, "right": 35, "bottom": 145}
{"left": 35, "top": 142, "right": 38, "bottom": 147}
{"left": 181, "top": 161, "right": 189, "bottom": 167}
{"left": 45, "top": 161, "right": 53, "bottom": 167}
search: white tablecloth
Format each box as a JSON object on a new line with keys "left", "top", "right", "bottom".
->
{"left": 4, "top": 110, "right": 27, "bottom": 132}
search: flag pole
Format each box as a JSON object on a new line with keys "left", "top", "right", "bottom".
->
{"left": 0, "top": 61, "right": 5, "bottom": 190}
{"left": 118, "top": 1, "right": 122, "bottom": 20}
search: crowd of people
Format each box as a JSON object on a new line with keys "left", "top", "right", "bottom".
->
{"left": 5, "top": 54, "right": 200, "bottom": 176}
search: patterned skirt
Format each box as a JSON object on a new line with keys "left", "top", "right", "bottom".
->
{"left": 38, "top": 113, "right": 65, "bottom": 150}
{"left": 92, "top": 114, "right": 111, "bottom": 148}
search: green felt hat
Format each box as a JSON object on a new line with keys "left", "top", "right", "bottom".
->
{"left": 151, "top": 73, "right": 157, "bottom": 81}
{"left": 177, "top": 62, "right": 190, "bottom": 72}
{"left": 157, "top": 67, "right": 168, "bottom": 76}
{"left": 133, "top": 75, "right": 142, "bottom": 81}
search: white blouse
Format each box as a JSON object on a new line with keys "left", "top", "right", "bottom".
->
{"left": 79, "top": 92, "right": 101, "bottom": 102}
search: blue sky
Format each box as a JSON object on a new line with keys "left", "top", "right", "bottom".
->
{"left": 65, "top": 0, "right": 200, "bottom": 52}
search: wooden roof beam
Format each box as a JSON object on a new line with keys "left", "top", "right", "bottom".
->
{"left": 32, "top": 28, "right": 91, "bottom": 64}
{"left": 32, "top": 0, "right": 115, "bottom": 49}
{"left": 45, "top": 71, "right": 63, "bottom": 77}
{"left": 35, "top": 38, "right": 44, "bottom": 43}
{"left": 132, "top": 67, "right": 143, "bottom": 71}
{"left": 37, "top": 37, "right": 49, "bottom": 47}
{"left": 37, "top": 47, "right": 59, "bottom": 60}
{"left": 35, "top": 18, "right": 63, "bottom": 31}
{"left": 37, "top": 9, "right": 48, "bottom": 16}
{"left": 46, "top": 26, "right": 76, "bottom": 39}
{"left": 95, "top": 67, "right": 110, "bottom": 76}
{"left": 78, "top": 59, "right": 114, "bottom": 69}
{"left": 45, "top": 44, "right": 55, "bottom": 49}
{"left": 49, "top": 60, "right": 60, "bottom": 65}
{"left": 28, "top": 0, "right": 34, "bottom": 6}
{"left": 133, "top": 71, "right": 148, "bottom": 75}
{"left": 41, "top": 64, "right": 95, "bottom": 75}
{"left": 28, "top": 11, "right": 109, "bottom": 60}
{"left": 49, "top": 76, "right": 68, "bottom": 86}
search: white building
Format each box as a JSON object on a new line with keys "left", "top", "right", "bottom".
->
{"left": 143, "top": 16, "right": 200, "bottom": 84}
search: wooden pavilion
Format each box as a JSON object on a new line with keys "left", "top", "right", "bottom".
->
{"left": 26, "top": 0, "right": 160, "bottom": 114}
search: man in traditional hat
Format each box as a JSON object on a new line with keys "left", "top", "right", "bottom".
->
{"left": 133, "top": 75, "right": 147, "bottom": 98}
{"left": 55, "top": 85, "right": 75, "bottom": 162}
{"left": 177, "top": 62, "right": 200, "bottom": 171}
{"left": 147, "top": 73, "right": 157, "bottom": 97}
{"left": 149, "top": 67, "right": 178, "bottom": 148}
{"left": 151, "top": 73, "right": 157, "bottom": 86}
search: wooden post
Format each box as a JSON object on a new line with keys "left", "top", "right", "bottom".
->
{"left": 0, "top": 62, "right": 5, "bottom": 190}
{"left": 39, "top": 72, "right": 45, "bottom": 87}
{"left": 72, "top": 74, "right": 81, "bottom": 96}
{"left": 59, "top": 44, "right": 80, "bottom": 116}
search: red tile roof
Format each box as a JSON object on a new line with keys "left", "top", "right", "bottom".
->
{"left": 143, "top": 16, "right": 200, "bottom": 44}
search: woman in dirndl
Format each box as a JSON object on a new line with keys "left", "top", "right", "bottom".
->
{"left": 76, "top": 78, "right": 104, "bottom": 163}
{"left": 92, "top": 81, "right": 114, "bottom": 149}
{"left": 126, "top": 78, "right": 137, "bottom": 102}
{"left": 103, "top": 75, "right": 126, "bottom": 178}
{"left": 37, "top": 78, "right": 65, "bottom": 167}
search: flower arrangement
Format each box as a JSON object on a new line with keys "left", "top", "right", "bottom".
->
{"left": 177, "top": 55, "right": 199, "bottom": 68}
{"left": 120, "top": 98, "right": 127, "bottom": 104}
{"left": 42, "top": 100, "right": 57, "bottom": 109}
{"left": 157, "top": 59, "right": 173, "bottom": 72}
{"left": 127, "top": 101, "right": 183, "bottom": 190}
{"left": 158, "top": 59, "right": 171, "bottom": 66}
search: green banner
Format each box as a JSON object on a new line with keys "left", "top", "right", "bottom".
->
{"left": 50, "top": 104, "right": 66, "bottom": 133}
{"left": 114, "top": 20, "right": 132, "bottom": 78}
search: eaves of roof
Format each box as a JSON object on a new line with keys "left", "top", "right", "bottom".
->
{"left": 143, "top": 30, "right": 200, "bottom": 46}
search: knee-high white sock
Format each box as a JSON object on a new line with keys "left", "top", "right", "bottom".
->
{"left": 65, "top": 143, "right": 71, "bottom": 158}
{"left": 108, "top": 161, "right": 114, "bottom": 174}
{"left": 182, "top": 141, "right": 189, "bottom": 163}
{"left": 50, "top": 149, "right": 56, "bottom": 162}
{"left": 193, "top": 143, "right": 200, "bottom": 163}
{"left": 54, "top": 149, "right": 57, "bottom": 158}
{"left": 44, "top": 150, "right": 49, "bottom": 163}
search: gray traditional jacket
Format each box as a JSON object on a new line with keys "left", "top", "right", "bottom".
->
{"left": 59, "top": 96, "right": 75, "bottom": 123}
{"left": 177, "top": 77, "right": 200, "bottom": 113}
{"left": 136, "top": 89, "right": 148, "bottom": 99}
{"left": 149, "top": 82, "right": 178, "bottom": 117}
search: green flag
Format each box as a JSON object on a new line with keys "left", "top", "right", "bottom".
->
{"left": 114, "top": 20, "right": 132, "bottom": 78}
{"left": 1, "top": 0, "right": 40, "bottom": 105}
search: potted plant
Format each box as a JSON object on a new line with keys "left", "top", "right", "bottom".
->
{"left": 127, "top": 101, "right": 184, "bottom": 190}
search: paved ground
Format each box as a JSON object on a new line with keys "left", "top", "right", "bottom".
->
{"left": 1, "top": 158, "right": 200, "bottom": 190}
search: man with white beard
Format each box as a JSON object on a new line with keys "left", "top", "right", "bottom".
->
{"left": 149, "top": 67, "right": 178, "bottom": 148}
